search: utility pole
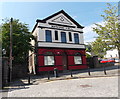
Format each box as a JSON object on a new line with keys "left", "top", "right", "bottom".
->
{"left": 10, "top": 18, "right": 13, "bottom": 82}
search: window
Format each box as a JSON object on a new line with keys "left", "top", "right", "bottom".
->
{"left": 69, "top": 32, "right": 72, "bottom": 41}
{"left": 45, "top": 56, "right": 54, "bottom": 65}
{"left": 55, "top": 31, "right": 58, "bottom": 40}
{"left": 45, "top": 30, "right": 52, "bottom": 42}
{"left": 74, "top": 56, "right": 82, "bottom": 64}
{"left": 61, "top": 32, "right": 66, "bottom": 43}
{"left": 74, "top": 53, "right": 82, "bottom": 64}
{"left": 44, "top": 52, "right": 54, "bottom": 65}
{"left": 74, "top": 33, "right": 79, "bottom": 44}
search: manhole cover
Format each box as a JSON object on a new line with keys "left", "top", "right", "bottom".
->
{"left": 80, "top": 84, "right": 92, "bottom": 88}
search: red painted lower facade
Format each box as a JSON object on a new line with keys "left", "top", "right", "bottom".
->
{"left": 36, "top": 48, "right": 88, "bottom": 73}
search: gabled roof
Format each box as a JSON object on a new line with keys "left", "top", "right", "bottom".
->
{"left": 32, "top": 10, "right": 84, "bottom": 33}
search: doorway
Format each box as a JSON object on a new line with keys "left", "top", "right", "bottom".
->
{"left": 62, "top": 52, "right": 68, "bottom": 70}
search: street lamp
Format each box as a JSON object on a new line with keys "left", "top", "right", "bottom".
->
{"left": 2, "top": 49, "right": 6, "bottom": 56}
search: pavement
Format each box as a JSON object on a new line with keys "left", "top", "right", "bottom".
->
{"left": 1, "top": 65, "right": 120, "bottom": 97}
{"left": 21, "top": 65, "right": 120, "bottom": 84}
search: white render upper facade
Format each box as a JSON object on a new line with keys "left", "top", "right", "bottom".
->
{"left": 32, "top": 10, "right": 85, "bottom": 49}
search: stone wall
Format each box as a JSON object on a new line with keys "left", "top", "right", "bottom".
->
{"left": 2, "top": 57, "right": 9, "bottom": 87}
{"left": 12, "top": 63, "right": 28, "bottom": 79}
{"left": 87, "top": 56, "right": 115, "bottom": 68}
{"left": 96, "top": 62, "right": 115, "bottom": 68}
{"left": 93, "top": 56, "right": 115, "bottom": 68}
{"left": 2, "top": 57, "right": 28, "bottom": 81}
{"left": 0, "top": 57, "right": 2, "bottom": 89}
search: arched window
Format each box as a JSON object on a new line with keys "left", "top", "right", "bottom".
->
{"left": 74, "top": 52, "right": 82, "bottom": 64}
{"left": 44, "top": 52, "right": 54, "bottom": 66}
{"left": 44, "top": 52, "right": 53, "bottom": 55}
{"left": 74, "top": 52, "right": 81, "bottom": 56}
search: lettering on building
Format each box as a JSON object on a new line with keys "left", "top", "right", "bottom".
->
{"left": 51, "top": 25, "right": 73, "bottom": 30}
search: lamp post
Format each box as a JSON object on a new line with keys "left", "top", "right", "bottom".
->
{"left": 9, "top": 18, "right": 13, "bottom": 82}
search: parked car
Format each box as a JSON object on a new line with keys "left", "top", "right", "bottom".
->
{"left": 100, "top": 59, "right": 109, "bottom": 63}
{"left": 107, "top": 59, "right": 115, "bottom": 63}
{"left": 114, "top": 58, "right": 120, "bottom": 63}
{"left": 100, "top": 59, "right": 115, "bottom": 63}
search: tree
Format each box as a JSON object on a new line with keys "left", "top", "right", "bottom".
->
{"left": 86, "top": 44, "right": 92, "bottom": 52}
{"left": 1, "top": 18, "right": 35, "bottom": 63}
{"left": 93, "top": 3, "right": 120, "bottom": 59}
{"left": 0, "top": 25, "right": 2, "bottom": 57}
{"left": 85, "top": 44, "right": 92, "bottom": 58}
{"left": 86, "top": 38, "right": 109, "bottom": 58}
{"left": 91, "top": 38, "right": 109, "bottom": 58}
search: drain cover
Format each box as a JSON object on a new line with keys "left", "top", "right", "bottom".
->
{"left": 80, "top": 84, "right": 92, "bottom": 88}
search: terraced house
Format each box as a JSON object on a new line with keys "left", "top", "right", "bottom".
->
{"left": 29, "top": 10, "right": 87, "bottom": 74}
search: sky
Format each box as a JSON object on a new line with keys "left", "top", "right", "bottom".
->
{"left": 1, "top": 2, "right": 118, "bottom": 43}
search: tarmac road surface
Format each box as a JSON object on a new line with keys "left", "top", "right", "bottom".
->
{"left": 7, "top": 76, "right": 118, "bottom": 97}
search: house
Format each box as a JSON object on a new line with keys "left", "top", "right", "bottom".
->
{"left": 104, "top": 49, "right": 119, "bottom": 59}
{"left": 29, "top": 10, "right": 87, "bottom": 74}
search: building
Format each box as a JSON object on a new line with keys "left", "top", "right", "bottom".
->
{"left": 104, "top": 49, "right": 119, "bottom": 59}
{"left": 29, "top": 10, "right": 87, "bottom": 74}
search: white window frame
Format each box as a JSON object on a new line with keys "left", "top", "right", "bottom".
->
{"left": 44, "top": 56, "right": 54, "bottom": 65}
{"left": 74, "top": 56, "right": 82, "bottom": 64}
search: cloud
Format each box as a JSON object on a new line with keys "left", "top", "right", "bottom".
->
{"left": 84, "top": 38, "right": 96, "bottom": 44}
{"left": 72, "top": 15, "right": 77, "bottom": 19}
{"left": 83, "top": 21, "right": 105, "bottom": 43}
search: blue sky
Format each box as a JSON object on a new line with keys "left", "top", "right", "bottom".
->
{"left": 1, "top": 2, "right": 117, "bottom": 43}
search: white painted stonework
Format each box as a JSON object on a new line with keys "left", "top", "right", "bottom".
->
{"left": 38, "top": 42, "right": 85, "bottom": 49}
{"left": 32, "top": 11, "right": 85, "bottom": 49}
{"left": 47, "top": 13, "right": 76, "bottom": 27}
{"left": 37, "top": 28, "right": 84, "bottom": 44}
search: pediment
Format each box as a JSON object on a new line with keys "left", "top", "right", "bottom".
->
{"left": 36, "top": 10, "right": 84, "bottom": 28}
{"left": 51, "top": 15, "right": 73, "bottom": 25}
{"left": 46, "top": 13, "right": 76, "bottom": 27}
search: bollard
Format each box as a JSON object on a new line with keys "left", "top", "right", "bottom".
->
{"left": 54, "top": 68, "right": 58, "bottom": 77}
{"left": 71, "top": 70, "right": 73, "bottom": 77}
{"left": 103, "top": 66, "right": 107, "bottom": 75}
{"left": 88, "top": 67, "right": 91, "bottom": 76}
{"left": 1, "top": 80, "right": 3, "bottom": 89}
{"left": 48, "top": 71, "right": 50, "bottom": 80}
{"left": 28, "top": 73, "right": 30, "bottom": 84}
{"left": 56, "top": 69, "right": 59, "bottom": 77}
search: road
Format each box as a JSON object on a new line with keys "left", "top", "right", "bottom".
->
{"left": 7, "top": 76, "right": 118, "bottom": 97}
